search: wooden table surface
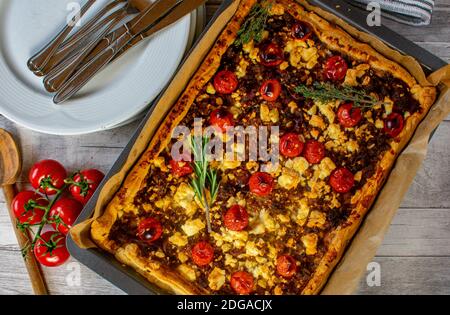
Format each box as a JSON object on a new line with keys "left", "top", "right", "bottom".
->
{"left": 1, "top": 0, "right": 449, "bottom": 295}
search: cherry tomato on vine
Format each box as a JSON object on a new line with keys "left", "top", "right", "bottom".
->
{"left": 230, "top": 271, "right": 254, "bottom": 294}
{"left": 191, "top": 241, "right": 214, "bottom": 267}
{"left": 29, "top": 160, "right": 67, "bottom": 195}
{"left": 49, "top": 197, "right": 83, "bottom": 235}
{"left": 324, "top": 55, "right": 348, "bottom": 81}
{"left": 34, "top": 231, "right": 70, "bottom": 267}
{"left": 12, "top": 191, "right": 48, "bottom": 225}
{"left": 68, "top": 169, "right": 105, "bottom": 205}
{"left": 213, "top": 70, "right": 238, "bottom": 94}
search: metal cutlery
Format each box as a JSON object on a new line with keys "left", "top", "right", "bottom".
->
{"left": 27, "top": 0, "right": 97, "bottom": 76}
{"left": 43, "top": 3, "right": 134, "bottom": 92}
{"left": 37, "top": 0, "right": 127, "bottom": 77}
{"left": 53, "top": 0, "right": 184, "bottom": 104}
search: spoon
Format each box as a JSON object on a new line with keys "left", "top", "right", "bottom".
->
{"left": 0, "top": 129, "right": 48, "bottom": 295}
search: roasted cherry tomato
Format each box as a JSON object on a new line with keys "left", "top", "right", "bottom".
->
{"left": 68, "top": 169, "right": 105, "bottom": 205}
{"left": 329, "top": 167, "right": 354, "bottom": 193}
{"left": 260, "top": 43, "right": 284, "bottom": 67}
{"left": 170, "top": 159, "right": 193, "bottom": 178}
{"left": 304, "top": 140, "right": 325, "bottom": 164}
{"left": 291, "top": 21, "right": 312, "bottom": 41}
{"left": 29, "top": 159, "right": 67, "bottom": 195}
{"left": 137, "top": 217, "right": 163, "bottom": 243}
{"left": 337, "top": 102, "right": 362, "bottom": 128}
{"left": 191, "top": 241, "right": 214, "bottom": 267}
{"left": 249, "top": 172, "right": 274, "bottom": 197}
{"left": 12, "top": 191, "right": 48, "bottom": 225}
{"left": 213, "top": 70, "right": 238, "bottom": 94}
{"left": 230, "top": 271, "right": 254, "bottom": 295}
{"left": 260, "top": 79, "right": 282, "bottom": 102}
{"left": 34, "top": 231, "right": 70, "bottom": 267}
{"left": 209, "top": 108, "right": 234, "bottom": 132}
{"left": 384, "top": 113, "right": 404, "bottom": 138}
{"left": 224, "top": 205, "right": 249, "bottom": 231}
{"left": 49, "top": 197, "right": 83, "bottom": 235}
{"left": 324, "top": 55, "right": 348, "bottom": 81}
{"left": 276, "top": 254, "right": 297, "bottom": 278}
{"left": 280, "top": 133, "right": 304, "bottom": 158}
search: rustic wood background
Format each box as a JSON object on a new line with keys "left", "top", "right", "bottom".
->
{"left": 0, "top": 0, "right": 449, "bottom": 294}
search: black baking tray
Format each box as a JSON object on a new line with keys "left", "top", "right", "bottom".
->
{"left": 67, "top": 0, "right": 448, "bottom": 295}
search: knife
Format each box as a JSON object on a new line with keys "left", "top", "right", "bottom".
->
{"left": 54, "top": 0, "right": 183, "bottom": 104}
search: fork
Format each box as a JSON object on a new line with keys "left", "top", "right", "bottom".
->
{"left": 27, "top": 0, "right": 97, "bottom": 75}
{"left": 43, "top": 3, "right": 135, "bottom": 92}
{"left": 36, "top": 0, "right": 127, "bottom": 77}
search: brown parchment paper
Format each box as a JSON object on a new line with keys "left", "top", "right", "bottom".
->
{"left": 71, "top": 0, "right": 450, "bottom": 294}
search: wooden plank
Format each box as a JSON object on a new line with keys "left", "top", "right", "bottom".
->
{"left": 357, "top": 257, "right": 450, "bottom": 295}
{"left": 0, "top": 249, "right": 123, "bottom": 295}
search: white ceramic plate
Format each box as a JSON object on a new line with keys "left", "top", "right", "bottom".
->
{"left": 0, "top": 0, "right": 192, "bottom": 135}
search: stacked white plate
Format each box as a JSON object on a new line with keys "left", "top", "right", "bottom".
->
{"left": 0, "top": 0, "right": 205, "bottom": 135}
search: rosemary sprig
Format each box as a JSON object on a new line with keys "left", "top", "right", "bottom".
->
{"left": 295, "top": 82, "right": 386, "bottom": 108}
{"left": 190, "top": 136, "right": 220, "bottom": 233}
{"left": 235, "top": 1, "right": 272, "bottom": 47}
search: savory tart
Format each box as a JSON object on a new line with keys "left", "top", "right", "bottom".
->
{"left": 91, "top": 0, "right": 436, "bottom": 294}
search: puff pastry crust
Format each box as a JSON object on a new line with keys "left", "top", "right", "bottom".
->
{"left": 91, "top": 0, "right": 436, "bottom": 295}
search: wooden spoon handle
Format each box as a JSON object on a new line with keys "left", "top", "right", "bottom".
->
{"left": 2, "top": 184, "right": 48, "bottom": 295}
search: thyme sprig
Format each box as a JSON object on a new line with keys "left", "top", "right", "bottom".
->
{"left": 190, "top": 136, "right": 220, "bottom": 233}
{"left": 235, "top": 1, "right": 273, "bottom": 46}
{"left": 295, "top": 82, "right": 387, "bottom": 108}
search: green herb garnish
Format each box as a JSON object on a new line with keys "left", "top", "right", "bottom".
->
{"left": 190, "top": 136, "right": 220, "bottom": 233}
{"left": 295, "top": 82, "right": 386, "bottom": 108}
{"left": 235, "top": 1, "right": 273, "bottom": 46}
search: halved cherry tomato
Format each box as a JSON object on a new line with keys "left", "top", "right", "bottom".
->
{"left": 12, "top": 191, "right": 48, "bottom": 225}
{"left": 34, "top": 231, "right": 69, "bottom": 267}
{"left": 230, "top": 271, "right": 254, "bottom": 295}
{"left": 214, "top": 70, "right": 238, "bottom": 94}
{"left": 29, "top": 160, "right": 67, "bottom": 195}
{"left": 137, "top": 217, "right": 163, "bottom": 243}
{"left": 210, "top": 108, "right": 234, "bottom": 132}
{"left": 329, "top": 167, "right": 354, "bottom": 193}
{"left": 249, "top": 172, "right": 274, "bottom": 197}
{"left": 280, "top": 133, "right": 304, "bottom": 158}
{"left": 276, "top": 254, "right": 297, "bottom": 278}
{"left": 324, "top": 55, "right": 348, "bottom": 81}
{"left": 191, "top": 241, "right": 214, "bottom": 266}
{"left": 384, "top": 113, "right": 404, "bottom": 138}
{"left": 49, "top": 197, "right": 83, "bottom": 235}
{"left": 291, "top": 21, "right": 312, "bottom": 41}
{"left": 304, "top": 140, "right": 325, "bottom": 164}
{"left": 337, "top": 102, "right": 362, "bottom": 128}
{"left": 68, "top": 169, "right": 105, "bottom": 205}
{"left": 260, "top": 79, "right": 282, "bottom": 102}
{"left": 260, "top": 43, "right": 284, "bottom": 67}
{"left": 170, "top": 159, "right": 193, "bottom": 178}
{"left": 224, "top": 205, "right": 249, "bottom": 231}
